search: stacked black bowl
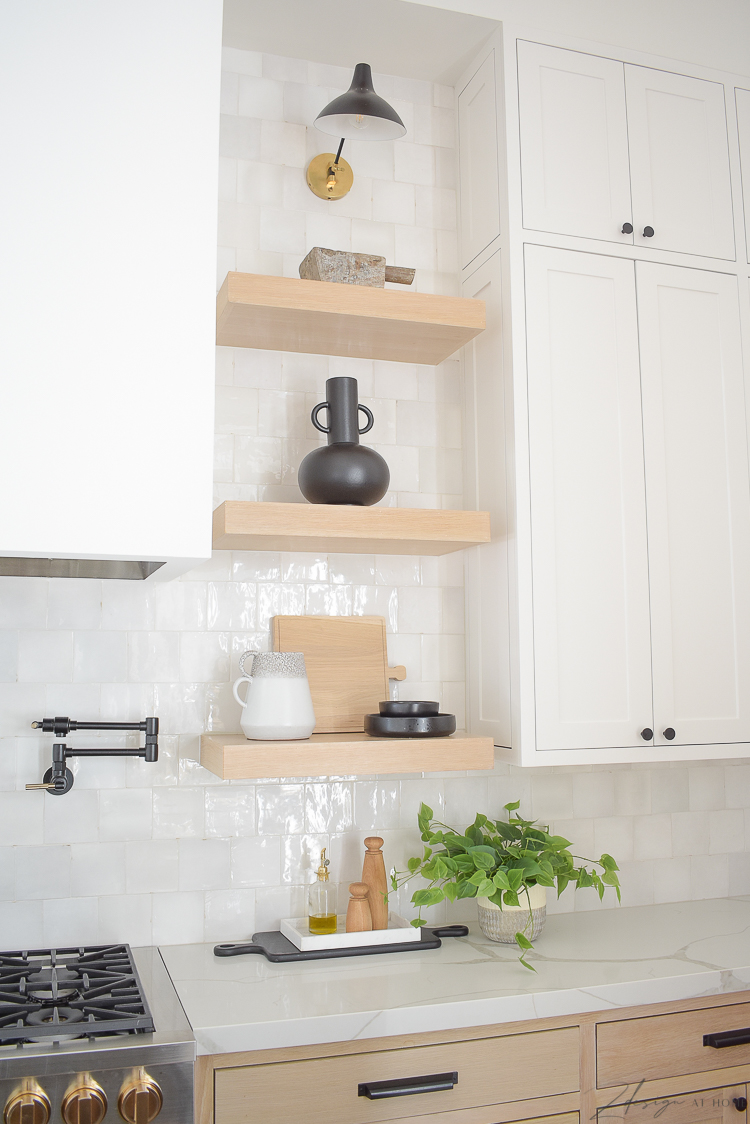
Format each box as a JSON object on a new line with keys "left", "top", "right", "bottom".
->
{"left": 364, "top": 700, "right": 457, "bottom": 738}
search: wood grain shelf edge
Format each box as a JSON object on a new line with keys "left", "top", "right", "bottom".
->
{"left": 200, "top": 731, "right": 496, "bottom": 779}
{"left": 216, "top": 272, "right": 486, "bottom": 364}
{"left": 212, "top": 501, "right": 492, "bottom": 556}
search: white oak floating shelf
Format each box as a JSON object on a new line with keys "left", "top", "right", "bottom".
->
{"left": 216, "top": 272, "right": 486, "bottom": 364}
{"left": 213, "top": 501, "right": 491, "bottom": 556}
{"left": 200, "top": 732, "right": 495, "bottom": 780}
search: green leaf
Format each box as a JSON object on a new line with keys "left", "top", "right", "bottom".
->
{"left": 600, "top": 853, "right": 619, "bottom": 871}
{"left": 456, "top": 880, "right": 478, "bottom": 899}
{"left": 507, "top": 869, "right": 524, "bottom": 891}
{"left": 419, "top": 802, "right": 434, "bottom": 821}
{"left": 504, "top": 800, "right": 521, "bottom": 811}
{"left": 412, "top": 887, "right": 445, "bottom": 907}
{"left": 488, "top": 889, "right": 505, "bottom": 908}
{"left": 442, "top": 882, "right": 460, "bottom": 902}
{"left": 468, "top": 847, "right": 496, "bottom": 870}
{"left": 492, "top": 870, "right": 511, "bottom": 890}
{"left": 407, "top": 857, "right": 421, "bottom": 873}
{"left": 410, "top": 917, "right": 428, "bottom": 928}
{"left": 519, "top": 955, "right": 537, "bottom": 972}
{"left": 503, "top": 890, "right": 520, "bottom": 907}
{"left": 476, "top": 878, "right": 495, "bottom": 897}
{"left": 515, "top": 931, "right": 533, "bottom": 950}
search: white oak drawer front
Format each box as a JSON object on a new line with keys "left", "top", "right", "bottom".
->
{"left": 597, "top": 1004, "right": 750, "bottom": 1086}
{"left": 214, "top": 1027, "right": 580, "bottom": 1124}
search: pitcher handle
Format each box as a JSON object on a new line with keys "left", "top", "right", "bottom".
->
{"left": 238, "top": 650, "right": 258, "bottom": 676}
{"left": 233, "top": 676, "right": 252, "bottom": 708}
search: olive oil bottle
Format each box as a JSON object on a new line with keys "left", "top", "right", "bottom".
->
{"left": 308, "top": 848, "right": 338, "bottom": 935}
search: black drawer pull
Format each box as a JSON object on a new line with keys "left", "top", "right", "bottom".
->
{"left": 734, "top": 1098, "right": 748, "bottom": 1112}
{"left": 358, "top": 1072, "right": 458, "bottom": 1099}
{"left": 703, "top": 1027, "right": 750, "bottom": 1048}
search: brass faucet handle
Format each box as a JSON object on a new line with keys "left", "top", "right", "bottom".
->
{"left": 4, "top": 1083, "right": 51, "bottom": 1124}
{"left": 118, "top": 1074, "right": 163, "bottom": 1124}
{"left": 25, "top": 782, "right": 58, "bottom": 791}
{"left": 61, "top": 1078, "right": 107, "bottom": 1124}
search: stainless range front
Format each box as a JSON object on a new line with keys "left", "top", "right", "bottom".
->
{"left": 0, "top": 946, "right": 194, "bottom": 1123}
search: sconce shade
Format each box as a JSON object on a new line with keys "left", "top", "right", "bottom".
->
{"left": 314, "top": 63, "right": 406, "bottom": 141}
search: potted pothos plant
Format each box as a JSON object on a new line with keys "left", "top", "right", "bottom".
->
{"left": 391, "top": 801, "right": 621, "bottom": 970}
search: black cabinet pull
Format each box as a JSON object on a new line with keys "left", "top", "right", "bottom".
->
{"left": 358, "top": 1072, "right": 458, "bottom": 1100}
{"left": 734, "top": 1098, "right": 748, "bottom": 1112}
{"left": 663, "top": 727, "right": 676, "bottom": 740}
{"left": 640, "top": 727, "right": 654, "bottom": 740}
{"left": 703, "top": 1027, "right": 750, "bottom": 1048}
{"left": 621, "top": 222, "right": 634, "bottom": 234}
{"left": 643, "top": 225, "right": 655, "bottom": 237}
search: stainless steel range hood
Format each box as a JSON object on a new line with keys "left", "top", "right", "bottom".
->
{"left": 0, "top": 558, "right": 166, "bottom": 580}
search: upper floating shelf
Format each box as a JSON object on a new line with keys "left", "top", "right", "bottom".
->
{"left": 216, "top": 272, "right": 486, "bottom": 365}
{"left": 213, "top": 501, "right": 491, "bottom": 556}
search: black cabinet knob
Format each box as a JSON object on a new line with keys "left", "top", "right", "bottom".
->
{"left": 643, "top": 225, "right": 655, "bottom": 237}
{"left": 663, "top": 727, "right": 676, "bottom": 740}
{"left": 640, "top": 728, "right": 653, "bottom": 740}
{"left": 621, "top": 222, "right": 634, "bottom": 234}
{"left": 733, "top": 1099, "right": 747, "bottom": 1113}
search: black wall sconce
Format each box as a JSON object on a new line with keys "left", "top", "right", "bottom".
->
{"left": 307, "top": 63, "right": 406, "bottom": 200}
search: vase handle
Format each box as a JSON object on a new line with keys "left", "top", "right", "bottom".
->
{"left": 311, "top": 401, "right": 331, "bottom": 433}
{"left": 358, "top": 404, "right": 374, "bottom": 434}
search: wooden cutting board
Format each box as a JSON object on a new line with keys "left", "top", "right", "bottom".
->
{"left": 271, "top": 615, "right": 406, "bottom": 733}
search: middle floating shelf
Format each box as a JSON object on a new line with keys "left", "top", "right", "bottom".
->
{"left": 216, "top": 272, "right": 486, "bottom": 364}
{"left": 213, "top": 501, "right": 492, "bottom": 556}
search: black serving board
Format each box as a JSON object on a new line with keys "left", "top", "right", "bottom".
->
{"left": 214, "top": 925, "right": 468, "bottom": 962}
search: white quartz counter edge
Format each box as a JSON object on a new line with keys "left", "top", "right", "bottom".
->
{"left": 186, "top": 964, "right": 750, "bottom": 1056}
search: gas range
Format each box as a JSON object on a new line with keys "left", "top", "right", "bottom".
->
{"left": 0, "top": 946, "right": 194, "bottom": 1124}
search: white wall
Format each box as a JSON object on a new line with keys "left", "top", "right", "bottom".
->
{"left": 413, "top": 0, "right": 750, "bottom": 77}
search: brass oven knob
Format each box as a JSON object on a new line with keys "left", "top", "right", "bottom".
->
{"left": 4, "top": 1081, "right": 51, "bottom": 1124}
{"left": 61, "top": 1078, "right": 107, "bottom": 1124}
{"left": 118, "top": 1073, "right": 162, "bottom": 1124}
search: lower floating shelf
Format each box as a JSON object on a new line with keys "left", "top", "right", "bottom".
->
{"left": 200, "top": 732, "right": 495, "bottom": 779}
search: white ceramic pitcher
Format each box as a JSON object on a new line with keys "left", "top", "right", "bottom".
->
{"left": 232, "top": 650, "right": 316, "bottom": 741}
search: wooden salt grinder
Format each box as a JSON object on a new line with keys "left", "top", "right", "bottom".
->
{"left": 362, "top": 836, "right": 389, "bottom": 930}
{"left": 345, "top": 883, "right": 372, "bottom": 933}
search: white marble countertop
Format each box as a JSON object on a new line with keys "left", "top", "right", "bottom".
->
{"left": 159, "top": 896, "right": 750, "bottom": 1056}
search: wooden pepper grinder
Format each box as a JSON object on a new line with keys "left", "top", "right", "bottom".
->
{"left": 345, "top": 882, "right": 372, "bottom": 933}
{"left": 361, "top": 836, "right": 389, "bottom": 930}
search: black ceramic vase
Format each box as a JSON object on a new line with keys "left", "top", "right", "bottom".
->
{"left": 298, "top": 377, "right": 390, "bottom": 505}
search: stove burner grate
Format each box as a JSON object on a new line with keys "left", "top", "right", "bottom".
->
{"left": 0, "top": 944, "right": 154, "bottom": 1045}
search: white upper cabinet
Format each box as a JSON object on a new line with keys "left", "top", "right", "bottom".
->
{"left": 625, "top": 66, "right": 735, "bottom": 259}
{"left": 525, "top": 246, "right": 653, "bottom": 751}
{"left": 637, "top": 264, "right": 750, "bottom": 746}
{"left": 517, "top": 42, "right": 735, "bottom": 260}
{"left": 517, "top": 41, "right": 633, "bottom": 244}
{"left": 735, "top": 88, "right": 750, "bottom": 262}
{"left": 458, "top": 52, "right": 502, "bottom": 268}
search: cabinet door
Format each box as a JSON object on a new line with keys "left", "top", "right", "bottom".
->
{"left": 525, "top": 246, "right": 653, "bottom": 751}
{"left": 735, "top": 88, "right": 750, "bottom": 263}
{"left": 637, "top": 263, "right": 750, "bottom": 746}
{"left": 458, "top": 52, "right": 501, "bottom": 268}
{"left": 517, "top": 41, "right": 632, "bottom": 244}
{"left": 462, "top": 254, "right": 510, "bottom": 746}
{"left": 625, "top": 65, "right": 735, "bottom": 259}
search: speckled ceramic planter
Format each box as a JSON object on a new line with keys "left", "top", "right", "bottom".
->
{"left": 476, "top": 884, "right": 547, "bottom": 943}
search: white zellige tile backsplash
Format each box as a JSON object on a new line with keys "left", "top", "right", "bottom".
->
{"left": 0, "top": 48, "right": 748, "bottom": 950}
